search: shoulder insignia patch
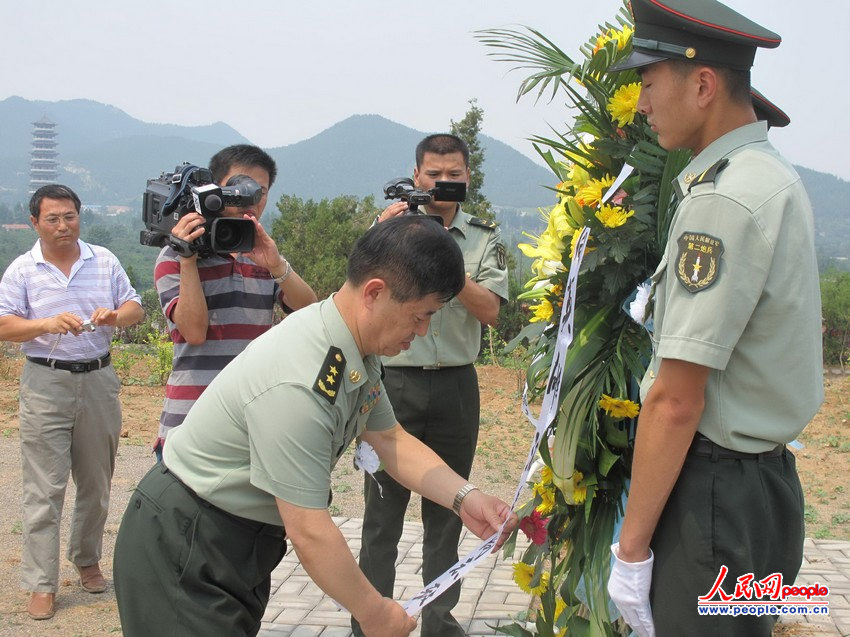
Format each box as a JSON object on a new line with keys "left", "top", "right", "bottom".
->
{"left": 675, "top": 232, "right": 724, "bottom": 293}
{"left": 467, "top": 216, "right": 498, "bottom": 230}
{"left": 313, "top": 346, "right": 346, "bottom": 405}
{"left": 687, "top": 158, "right": 729, "bottom": 192}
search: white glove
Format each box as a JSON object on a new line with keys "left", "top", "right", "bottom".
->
{"left": 608, "top": 542, "right": 656, "bottom": 637}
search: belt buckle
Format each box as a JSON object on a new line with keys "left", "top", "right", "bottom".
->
{"left": 422, "top": 364, "right": 441, "bottom": 370}
{"left": 69, "top": 362, "right": 87, "bottom": 373}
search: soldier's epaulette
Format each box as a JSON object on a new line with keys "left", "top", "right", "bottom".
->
{"left": 313, "top": 346, "right": 346, "bottom": 405}
{"left": 688, "top": 158, "right": 729, "bottom": 192}
{"left": 466, "top": 216, "right": 498, "bottom": 230}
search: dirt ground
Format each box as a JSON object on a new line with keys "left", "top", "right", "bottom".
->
{"left": 0, "top": 356, "right": 846, "bottom": 635}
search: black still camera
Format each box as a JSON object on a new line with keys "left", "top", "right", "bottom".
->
{"left": 140, "top": 163, "right": 262, "bottom": 258}
{"left": 382, "top": 178, "right": 466, "bottom": 213}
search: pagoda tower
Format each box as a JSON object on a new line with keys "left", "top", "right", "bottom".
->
{"left": 29, "top": 116, "right": 59, "bottom": 194}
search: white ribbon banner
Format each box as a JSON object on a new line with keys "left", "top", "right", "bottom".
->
{"left": 402, "top": 226, "right": 591, "bottom": 616}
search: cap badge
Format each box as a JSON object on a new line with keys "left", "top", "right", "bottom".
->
{"left": 685, "top": 47, "right": 696, "bottom": 59}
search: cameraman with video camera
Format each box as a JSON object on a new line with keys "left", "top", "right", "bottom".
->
{"left": 153, "top": 144, "right": 317, "bottom": 458}
{"left": 355, "top": 134, "right": 509, "bottom": 637}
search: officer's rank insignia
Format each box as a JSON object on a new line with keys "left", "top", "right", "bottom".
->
{"left": 687, "top": 158, "right": 729, "bottom": 192}
{"left": 359, "top": 383, "right": 382, "bottom": 414}
{"left": 495, "top": 242, "right": 507, "bottom": 270}
{"left": 467, "top": 216, "right": 498, "bottom": 230}
{"left": 313, "top": 347, "right": 345, "bottom": 404}
{"left": 675, "top": 232, "right": 724, "bottom": 293}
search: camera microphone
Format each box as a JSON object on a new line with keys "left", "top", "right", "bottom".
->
{"left": 203, "top": 195, "right": 223, "bottom": 212}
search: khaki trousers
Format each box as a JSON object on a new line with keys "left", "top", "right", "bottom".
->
{"left": 19, "top": 360, "right": 122, "bottom": 592}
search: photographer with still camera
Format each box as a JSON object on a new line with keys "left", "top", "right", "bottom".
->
{"left": 355, "top": 134, "right": 509, "bottom": 637}
{"left": 0, "top": 184, "right": 143, "bottom": 621}
{"left": 148, "top": 145, "right": 317, "bottom": 459}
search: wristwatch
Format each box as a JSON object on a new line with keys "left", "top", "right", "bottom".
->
{"left": 273, "top": 259, "right": 293, "bottom": 285}
{"left": 452, "top": 483, "right": 478, "bottom": 516}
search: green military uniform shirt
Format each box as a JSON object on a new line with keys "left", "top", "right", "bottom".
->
{"left": 641, "top": 121, "right": 823, "bottom": 453}
{"left": 386, "top": 207, "right": 509, "bottom": 368}
{"left": 163, "top": 297, "right": 397, "bottom": 525}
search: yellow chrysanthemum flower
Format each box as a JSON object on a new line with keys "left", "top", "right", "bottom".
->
{"left": 540, "top": 465, "right": 554, "bottom": 485}
{"left": 607, "top": 82, "right": 642, "bottom": 128}
{"left": 569, "top": 227, "right": 596, "bottom": 259}
{"left": 575, "top": 175, "right": 615, "bottom": 208}
{"left": 599, "top": 394, "right": 641, "bottom": 419}
{"left": 513, "top": 561, "right": 550, "bottom": 595}
{"left": 615, "top": 26, "right": 634, "bottom": 49}
{"left": 529, "top": 298, "right": 554, "bottom": 324}
{"left": 572, "top": 471, "right": 587, "bottom": 504}
{"left": 533, "top": 481, "right": 556, "bottom": 515}
{"left": 593, "top": 26, "right": 634, "bottom": 53}
{"left": 595, "top": 204, "right": 635, "bottom": 229}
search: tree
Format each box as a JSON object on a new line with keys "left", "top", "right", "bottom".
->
{"left": 85, "top": 225, "right": 113, "bottom": 246}
{"left": 125, "top": 264, "right": 140, "bottom": 290}
{"left": 450, "top": 98, "right": 493, "bottom": 220}
{"left": 271, "top": 194, "right": 377, "bottom": 300}
{"left": 821, "top": 269, "right": 850, "bottom": 367}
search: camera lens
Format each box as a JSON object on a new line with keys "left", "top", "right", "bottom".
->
{"left": 215, "top": 223, "right": 238, "bottom": 250}
{"left": 210, "top": 218, "right": 255, "bottom": 254}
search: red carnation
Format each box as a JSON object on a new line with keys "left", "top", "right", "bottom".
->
{"left": 519, "top": 509, "right": 549, "bottom": 545}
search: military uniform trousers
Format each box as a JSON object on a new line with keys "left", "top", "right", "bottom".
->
{"left": 114, "top": 464, "right": 286, "bottom": 637}
{"left": 355, "top": 364, "right": 480, "bottom": 637}
{"left": 19, "top": 359, "right": 121, "bottom": 592}
{"left": 650, "top": 441, "right": 804, "bottom": 636}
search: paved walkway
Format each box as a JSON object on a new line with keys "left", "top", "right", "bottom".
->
{"left": 259, "top": 518, "right": 530, "bottom": 636}
{"left": 258, "top": 518, "right": 850, "bottom": 637}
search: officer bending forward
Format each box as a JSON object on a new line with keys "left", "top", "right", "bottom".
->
{"left": 113, "top": 215, "right": 517, "bottom": 637}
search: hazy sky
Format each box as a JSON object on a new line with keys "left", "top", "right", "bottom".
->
{"left": 3, "top": 0, "right": 848, "bottom": 179}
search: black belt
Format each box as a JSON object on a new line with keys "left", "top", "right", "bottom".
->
{"left": 26, "top": 352, "right": 111, "bottom": 373}
{"left": 395, "top": 363, "right": 474, "bottom": 371}
{"left": 689, "top": 433, "right": 784, "bottom": 460}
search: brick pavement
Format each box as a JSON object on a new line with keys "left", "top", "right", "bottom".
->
{"left": 259, "top": 518, "right": 850, "bottom": 637}
{"left": 259, "top": 517, "right": 530, "bottom": 637}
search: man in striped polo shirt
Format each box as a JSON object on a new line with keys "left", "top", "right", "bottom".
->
{"left": 154, "top": 145, "right": 317, "bottom": 457}
{"left": 0, "top": 184, "right": 143, "bottom": 620}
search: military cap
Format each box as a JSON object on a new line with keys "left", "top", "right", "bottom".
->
{"left": 751, "top": 87, "right": 790, "bottom": 128}
{"left": 611, "top": 0, "right": 781, "bottom": 71}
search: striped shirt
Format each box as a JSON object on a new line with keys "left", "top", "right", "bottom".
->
{"left": 155, "top": 246, "right": 281, "bottom": 437}
{"left": 0, "top": 239, "right": 141, "bottom": 359}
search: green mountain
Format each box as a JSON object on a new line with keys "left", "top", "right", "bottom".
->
{"left": 0, "top": 96, "right": 250, "bottom": 205}
{"left": 267, "top": 113, "right": 554, "bottom": 208}
{"left": 0, "top": 97, "right": 553, "bottom": 209}
{"left": 0, "top": 96, "right": 847, "bottom": 290}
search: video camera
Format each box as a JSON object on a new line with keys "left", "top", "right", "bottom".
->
{"left": 382, "top": 178, "right": 466, "bottom": 213}
{"left": 140, "top": 163, "right": 262, "bottom": 258}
